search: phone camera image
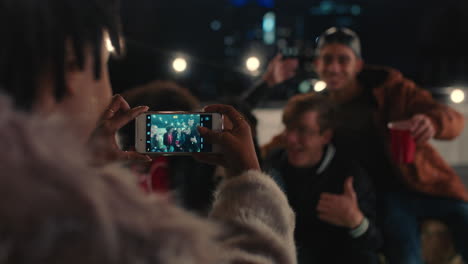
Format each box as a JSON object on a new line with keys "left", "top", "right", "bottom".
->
{"left": 145, "top": 114, "right": 213, "bottom": 153}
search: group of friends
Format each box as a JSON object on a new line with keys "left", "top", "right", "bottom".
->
{"left": 150, "top": 118, "right": 200, "bottom": 152}
{"left": 243, "top": 27, "right": 468, "bottom": 263}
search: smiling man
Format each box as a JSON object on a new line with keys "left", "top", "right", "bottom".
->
{"left": 264, "top": 93, "right": 382, "bottom": 264}
{"left": 314, "top": 28, "right": 363, "bottom": 101}
{"left": 313, "top": 27, "right": 468, "bottom": 264}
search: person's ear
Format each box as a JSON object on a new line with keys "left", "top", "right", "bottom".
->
{"left": 355, "top": 58, "right": 364, "bottom": 74}
{"left": 321, "top": 129, "right": 333, "bottom": 145}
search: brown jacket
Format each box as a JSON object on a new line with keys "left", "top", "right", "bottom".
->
{"left": 365, "top": 66, "right": 467, "bottom": 201}
{"left": 263, "top": 66, "right": 468, "bottom": 201}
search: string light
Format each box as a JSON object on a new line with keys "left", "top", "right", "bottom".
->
{"left": 172, "top": 58, "right": 188, "bottom": 73}
{"left": 314, "top": 81, "right": 327, "bottom": 92}
{"left": 246, "top": 56, "right": 261, "bottom": 72}
{"left": 450, "top": 89, "right": 465, "bottom": 104}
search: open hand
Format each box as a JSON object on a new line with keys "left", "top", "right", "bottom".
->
{"left": 263, "top": 54, "right": 299, "bottom": 87}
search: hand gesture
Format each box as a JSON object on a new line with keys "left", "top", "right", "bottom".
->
{"left": 262, "top": 54, "right": 299, "bottom": 87}
{"left": 89, "top": 95, "right": 151, "bottom": 164}
{"left": 317, "top": 177, "right": 364, "bottom": 229}
{"left": 194, "top": 105, "right": 260, "bottom": 177}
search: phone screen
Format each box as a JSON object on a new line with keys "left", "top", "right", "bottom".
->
{"left": 145, "top": 113, "right": 213, "bottom": 153}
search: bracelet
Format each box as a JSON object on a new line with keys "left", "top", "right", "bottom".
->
{"left": 349, "top": 217, "right": 369, "bottom": 238}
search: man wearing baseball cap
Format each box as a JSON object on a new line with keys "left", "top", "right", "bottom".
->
{"left": 256, "top": 27, "right": 468, "bottom": 264}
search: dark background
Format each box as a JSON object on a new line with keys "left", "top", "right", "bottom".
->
{"left": 109, "top": 0, "right": 468, "bottom": 102}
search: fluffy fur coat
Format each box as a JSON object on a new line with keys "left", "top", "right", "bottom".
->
{"left": 0, "top": 95, "right": 296, "bottom": 264}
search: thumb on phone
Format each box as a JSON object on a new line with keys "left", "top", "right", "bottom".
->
{"left": 198, "top": 126, "right": 232, "bottom": 145}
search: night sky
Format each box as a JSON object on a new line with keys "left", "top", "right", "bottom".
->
{"left": 109, "top": 0, "right": 468, "bottom": 102}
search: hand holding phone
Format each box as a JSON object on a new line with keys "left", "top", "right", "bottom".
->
{"left": 194, "top": 105, "right": 260, "bottom": 177}
{"left": 90, "top": 95, "right": 152, "bottom": 164}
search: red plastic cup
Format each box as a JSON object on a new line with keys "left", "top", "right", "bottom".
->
{"left": 389, "top": 128, "right": 416, "bottom": 164}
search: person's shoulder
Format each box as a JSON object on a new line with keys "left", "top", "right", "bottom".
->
{"left": 263, "top": 148, "right": 286, "bottom": 167}
{"left": 329, "top": 148, "right": 367, "bottom": 178}
{"left": 324, "top": 145, "right": 345, "bottom": 164}
{"left": 335, "top": 150, "right": 374, "bottom": 185}
{"left": 358, "top": 65, "right": 407, "bottom": 89}
{"left": 0, "top": 94, "right": 87, "bottom": 162}
{"left": 267, "top": 147, "right": 285, "bottom": 158}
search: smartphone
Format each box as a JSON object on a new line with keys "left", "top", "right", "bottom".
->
{"left": 135, "top": 112, "right": 223, "bottom": 155}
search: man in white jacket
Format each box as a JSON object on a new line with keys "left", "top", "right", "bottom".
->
{"left": 0, "top": 0, "right": 296, "bottom": 263}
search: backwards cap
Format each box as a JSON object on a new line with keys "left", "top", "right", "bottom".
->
{"left": 316, "top": 27, "right": 361, "bottom": 58}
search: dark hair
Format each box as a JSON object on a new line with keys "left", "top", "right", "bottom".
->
{"left": 282, "top": 93, "right": 337, "bottom": 133}
{"left": 221, "top": 97, "right": 258, "bottom": 130}
{"left": 220, "top": 97, "right": 262, "bottom": 166}
{"left": 0, "top": 0, "right": 123, "bottom": 110}
{"left": 316, "top": 27, "right": 361, "bottom": 58}
{"left": 122, "top": 81, "right": 200, "bottom": 112}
